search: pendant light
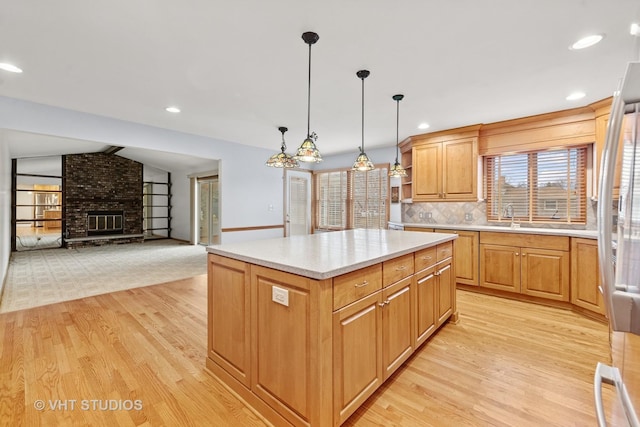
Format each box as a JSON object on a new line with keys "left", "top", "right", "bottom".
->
{"left": 388, "top": 94, "right": 408, "bottom": 177}
{"left": 294, "top": 31, "right": 322, "bottom": 163}
{"left": 266, "top": 126, "right": 299, "bottom": 168}
{"left": 352, "top": 70, "right": 374, "bottom": 171}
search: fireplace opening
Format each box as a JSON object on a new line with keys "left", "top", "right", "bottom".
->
{"left": 87, "top": 211, "right": 124, "bottom": 236}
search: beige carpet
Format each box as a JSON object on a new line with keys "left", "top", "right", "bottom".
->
{"left": 0, "top": 239, "right": 208, "bottom": 313}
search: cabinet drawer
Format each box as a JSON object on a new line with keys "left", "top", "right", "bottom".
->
{"left": 333, "top": 264, "right": 382, "bottom": 310}
{"left": 383, "top": 254, "right": 414, "bottom": 287}
{"left": 480, "top": 232, "right": 569, "bottom": 251}
{"left": 437, "top": 241, "right": 453, "bottom": 261}
{"left": 415, "top": 247, "right": 437, "bottom": 272}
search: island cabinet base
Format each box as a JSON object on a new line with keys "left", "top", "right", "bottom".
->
{"left": 206, "top": 239, "right": 456, "bottom": 427}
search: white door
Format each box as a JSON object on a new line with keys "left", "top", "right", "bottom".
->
{"left": 285, "top": 170, "right": 312, "bottom": 236}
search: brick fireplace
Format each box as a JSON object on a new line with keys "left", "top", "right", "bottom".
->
{"left": 64, "top": 153, "right": 143, "bottom": 248}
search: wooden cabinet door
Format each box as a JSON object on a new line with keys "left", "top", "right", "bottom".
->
{"left": 415, "top": 267, "right": 437, "bottom": 347}
{"left": 333, "top": 291, "right": 383, "bottom": 425}
{"left": 381, "top": 277, "right": 414, "bottom": 379}
{"left": 480, "top": 244, "right": 521, "bottom": 293}
{"left": 521, "top": 248, "right": 570, "bottom": 301}
{"left": 413, "top": 143, "right": 441, "bottom": 200}
{"left": 436, "top": 260, "right": 454, "bottom": 326}
{"left": 443, "top": 138, "right": 477, "bottom": 200}
{"left": 571, "top": 238, "right": 604, "bottom": 314}
{"left": 439, "top": 229, "right": 479, "bottom": 286}
{"left": 208, "top": 254, "right": 251, "bottom": 388}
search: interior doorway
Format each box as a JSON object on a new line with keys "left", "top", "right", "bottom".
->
{"left": 198, "top": 176, "right": 220, "bottom": 245}
{"left": 284, "top": 169, "right": 312, "bottom": 236}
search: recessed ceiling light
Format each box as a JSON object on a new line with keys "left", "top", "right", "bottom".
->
{"left": 418, "top": 123, "right": 430, "bottom": 130}
{"left": 569, "top": 34, "right": 604, "bottom": 50}
{"left": 165, "top": 106, "right": 181, "bottom": 113}
{"left": 566, "top": 91, "right": 586, "bottom": 101}
{"left": 0, "top": 62, "right": 23, "bottom": 73}
{"left": 631, "top": 23, "right": 640, "bottom": 36}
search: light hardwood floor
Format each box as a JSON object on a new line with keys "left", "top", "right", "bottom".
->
{"left": 0, "top": 276, "right": 619, "bottom": 426}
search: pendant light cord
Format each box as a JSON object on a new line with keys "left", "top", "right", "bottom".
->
{"left": 307, "top": 43, "right": 312, "bottom": 139}
{"left": 395, "top": 99, "right": 400, "bottom": 162}
{"left": 361, "top": 76, "right": 365, "bottom": 152}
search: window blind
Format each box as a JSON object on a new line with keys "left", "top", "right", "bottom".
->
{"left": 485, "top": 147, "right": 587, "bottom": 224}
{"left": 350, "top": 168, "right": 388, "bottom": 229}
{"left": 315, "top": 166, "right": 389, "bottom": 230}
{"left": 316, "top": 171, "right": 347, "bottom": 229}
{"left": 288, "top": 176, "right": 308, "bottom": 235}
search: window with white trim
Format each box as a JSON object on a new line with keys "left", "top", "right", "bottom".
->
{"left": 315, "top": 166, "right": 389, "bottom": 230}
{"left": 484, "top": 147, "right": 587, "bottom": 224}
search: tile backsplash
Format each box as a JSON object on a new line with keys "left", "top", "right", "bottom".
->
{"left": 402, "top": 199, "right": 597, "bottom": 230}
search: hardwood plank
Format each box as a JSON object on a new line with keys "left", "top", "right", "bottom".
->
{"left": 0, "top": 275, "right": 621, "bottom": 426}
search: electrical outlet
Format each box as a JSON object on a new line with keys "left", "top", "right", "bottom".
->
{"left": 426, "top": 212, "right": 432, "bottom": 219}
{"left": 419, "top": 212, "right": 424, "bottom": 219}
{"left": 272, "top": 286, "right": 289, "bottom": 307}
{"left": 465, "top": 213, "right": 473, "bottom": 221}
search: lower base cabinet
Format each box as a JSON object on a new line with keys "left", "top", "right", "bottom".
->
{"left": 479, "top": 232, "right": 570, "bottom": 302}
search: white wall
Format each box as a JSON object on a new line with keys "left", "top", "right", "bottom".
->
{"left": 0, "top": 96, "right": 284, "bottom": 244}
{"left": 0, "top": 135, "right": 11, "bottom": 294}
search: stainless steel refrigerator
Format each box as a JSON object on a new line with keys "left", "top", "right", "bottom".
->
{"left": 596, "top": 61, "right": 640, "bottom": 426}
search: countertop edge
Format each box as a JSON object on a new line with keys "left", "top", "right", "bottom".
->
{"left": 207, "top": 233, "right": 458, "bottom": 280}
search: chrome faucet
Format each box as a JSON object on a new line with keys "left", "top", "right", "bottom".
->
{"left": 503, "top": 203, "right": 520, "bottom": 228}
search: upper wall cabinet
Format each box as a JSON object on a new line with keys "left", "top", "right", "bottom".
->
{"left": 410, "top": 125, "right": 480, "bottom": 202}
{"left": 400, "top": 98, "right": 618, "bottom": 204}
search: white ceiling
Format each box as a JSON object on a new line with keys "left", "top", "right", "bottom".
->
{"left": 1, "top": 0, "right": 640, "bottom": 161}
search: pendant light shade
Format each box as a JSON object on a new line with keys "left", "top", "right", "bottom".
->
{"left": 389, "top": 94, "right": 408, "bottom": 177}
{"left": 295, "top": 32, "right": 322, "bottom": 163}
{"left": 266, "top": 126, "right": 299, "bottom": 168}
{"left": 352, "top": 70, "right": 374, "bottom": 171}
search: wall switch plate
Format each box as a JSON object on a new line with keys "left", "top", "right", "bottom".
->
{"left": 272, "top": 286, "right": 289, "bottom": 307}
{"left": 465, "top": 213, "right": 473, "bottom": 221}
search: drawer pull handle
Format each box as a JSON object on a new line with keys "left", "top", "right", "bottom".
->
{"left": 354, "top": 280, "right": 369, "bottom": 288}
{"left": 396, "top": 266, "right": 407, "bottom": 271}
{"left": 422, "top": 255, "right": 432, "bottom": 260}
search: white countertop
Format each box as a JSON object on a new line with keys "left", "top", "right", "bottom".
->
{"left": 207, "top": 229, "right": 457, "bottom": 280}
{"left": 400, "top": 222, "right": 598, "bottom": 239}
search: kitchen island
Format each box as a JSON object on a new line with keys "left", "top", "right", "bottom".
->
{"left": 206, "top": 229, "right": 457, "bottom": 427}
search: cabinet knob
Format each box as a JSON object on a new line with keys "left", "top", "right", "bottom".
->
{"left": 515, "top": 252, "right": 519, "bottom": 256}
